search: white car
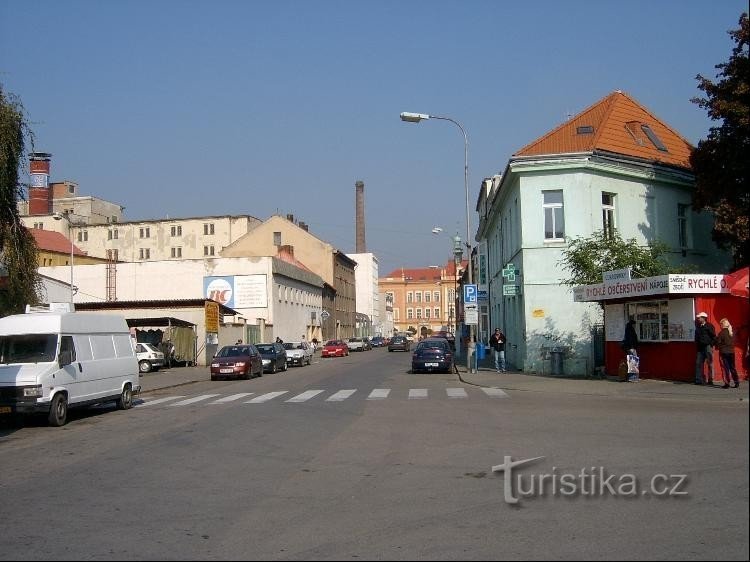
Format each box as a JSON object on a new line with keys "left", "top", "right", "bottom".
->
{"left": 283, "top": 341, "right": 313, "bottom": 366}
{"left": 135, "top": 342, "right": 165, "bottom": 373}
{"left": 346, "top": 337, "right": 366, "bottom": 352}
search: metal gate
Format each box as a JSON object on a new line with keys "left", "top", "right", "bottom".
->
{"left": 592, "top": 323, "right": 605, "bottom": 370}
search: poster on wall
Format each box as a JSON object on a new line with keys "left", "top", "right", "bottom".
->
{"left": 204, "top": 275, "right": 268, "bottom": 308}
{"left": 605, "top": 304, "right": 626, "bottom": 341}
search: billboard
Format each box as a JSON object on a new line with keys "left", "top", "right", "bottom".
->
{"left": 204, "top": 275, "right": 268, "bottom": 308}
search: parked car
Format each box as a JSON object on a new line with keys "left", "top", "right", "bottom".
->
{"left": 362, "top": 337, "right": 373, "bottom": 350}
{"left": 136, "top": 342, "right": 165, "bottom": 373}
{"left": 388, "top": 335, "right": 410, "bottom": 352}
{"left": 283, "top": 341, "right": 313, "bottom": 366}
{"left": 411, "top": 338, "right": 455, "bottom": 374}
{"left": 346, "top": 337, "right": 366, "bottom": 352}
{"left": 370, "top": 336, "right": 386, "bottom": 348}
{"left": 321, "top": 339, "right": 349, "bottom": 358}
{"left": 255, "top": 342, "right": 288, "bottom": 373}
{"left": 432, "top": 330, "right": 456, "bottom": 351}
{"left": 210, "top": 344, "right": 263, "bottom": 380}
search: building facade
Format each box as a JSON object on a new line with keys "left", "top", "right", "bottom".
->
{"left": 347, "top": 252, "right": 379, "bottom": 337}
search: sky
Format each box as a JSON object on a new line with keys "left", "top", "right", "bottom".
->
{"left": 2, "top": 0, "right": 746, "bottom": 276}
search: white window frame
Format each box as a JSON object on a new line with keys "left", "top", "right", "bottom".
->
{"left": 543, "top": 190, "right": 565, "bottom": 241}
{"left": 602, "top": 192, "right": 616, "bottom": 239}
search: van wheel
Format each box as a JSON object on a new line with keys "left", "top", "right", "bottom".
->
{"left": 117, "top": 384, "right": 133, "bottom": 410}
{"left": 139, "top": 360, "right": 152, "bottom": 373}
{"left": 48, "top": 393, "right": 68, "bottom": 427}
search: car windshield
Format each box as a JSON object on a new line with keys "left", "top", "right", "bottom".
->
{"left": 256, "top": 344, "right": 274, "bottom": 353}
{"left": 0, "top": 334, "right": 58, "bottom": 364}
{"left": 349, "top": 338, "right": 361, "bottom": 342}
{"left": 325, "top": 340, "right": 340, "bottom": 346}
{"left": 418, "top": 341, "right": 447, "bottom": 351}
{"left": 216, "top": 346, "right": 253, "bottom": 357}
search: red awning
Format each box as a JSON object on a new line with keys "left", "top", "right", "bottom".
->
{"left": 725, "top": 267, "right": 749, "bottom": 298}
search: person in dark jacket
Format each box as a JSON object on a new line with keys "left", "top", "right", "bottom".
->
{"left": 489, "top": 328, "right": 507, "bottom": 373}
{"left": 694, "top": 312, "right": 717, "bottom": 385}
{"left": 716, "top": 318, "right": 739, "bottom": 389}
{"left": 622, "top": 317, "right": 639, "bottom": 355}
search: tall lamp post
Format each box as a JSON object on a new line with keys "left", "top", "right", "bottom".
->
{"left": 402, "top": 111, "right": 475, "bottom": 372}
{"left": 52, "top": 212, "right": 77, "bottom": 303}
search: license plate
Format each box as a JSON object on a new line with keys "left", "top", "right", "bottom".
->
{"left": 0, "top": 406, "right": 12, "bottom": 414}
{"left": 425, "top": 362, "right": 439, "bottom": 367}
{"left": 220, "top": 368, "right": 234, "bottom": 374}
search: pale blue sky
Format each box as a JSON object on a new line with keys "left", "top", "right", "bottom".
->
{"left": 2, "top": 1, "right": 746, "bottom": 275}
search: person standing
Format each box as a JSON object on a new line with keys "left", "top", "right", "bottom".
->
{"left": 716, "top": 318, "right": 740, "bottom": 389}
{"left": 489, "top": 328, "right": 507, "bottom": 373}
{"left": 622, "top": 317, "right": 639, "bottom": 356}
{"left": 694, "top": 312, "right": 717, "bottom": 386}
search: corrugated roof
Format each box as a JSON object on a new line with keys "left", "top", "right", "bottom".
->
{"left": 29, "top": 228, "right": 87, "bottom": 257}
{"left": 514, "top": 90, "right": 693, "bottom": 169}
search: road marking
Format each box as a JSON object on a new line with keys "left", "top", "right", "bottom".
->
{"left": 326, "top": 389, "right": 357, "bottom": 402}
{"left": 446, "top": 388, "right": 468, "bottom": 399}
{"left": 136, "top": 396, "right": 185, "bottom": 407}
{"left": 409, "top": 388, "right": 428, "bottom": 400}
{"left": 367, "top": 389, "right": 391, "bottom": 400}
{"left": 245, "top": 391, "right": 289, "bottom": 403}
{"left": 210, "top": 393, "right": 254, "bottom": 404}
{"left": 286, "top": 390, "right": 325, "bottom": 403}
{"left": 482, "top": 387, "right": 509, "bottom": 398}
{"left": 170, "top": 394, "right": 221, "bottom": 406}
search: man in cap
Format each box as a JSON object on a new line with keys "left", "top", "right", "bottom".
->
{"left": 694, "top": 312, "right": 717, "bottom": 385}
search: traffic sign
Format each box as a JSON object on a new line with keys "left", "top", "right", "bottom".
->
{"left": 463, "top": 284, "right": 478, "bottom": 303}
{"left": 320, "top": 310, "right": 330, "bottom": 321}
{"left": 464, "top": 303, "right": 479, "bottom": 325}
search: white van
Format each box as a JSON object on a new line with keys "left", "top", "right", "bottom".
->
{"left": 0, "top": 304, "right": 140, "bottom": 426}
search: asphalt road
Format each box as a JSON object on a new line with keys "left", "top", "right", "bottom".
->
{"left": 1, "top": 348, "right": 748, "bottom": 561}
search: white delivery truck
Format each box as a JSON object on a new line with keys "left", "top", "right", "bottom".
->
{"left": 0, "top": 303, "right": 140, "bottom": 426}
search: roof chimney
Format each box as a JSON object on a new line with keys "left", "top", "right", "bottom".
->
{"left": 286, "top": 213, "right": 295, "bottom": 223}
{"left": 28, "top": 152, "right": 53, "bottom": 216}
{"left": 355, "top": 180, "right": 366, "bottom": 252}
{"left": 299, "top": 221, "right": 308, "bottom": 232}
{"left": 278, "top": 245, "right": 295, "bottom": 259}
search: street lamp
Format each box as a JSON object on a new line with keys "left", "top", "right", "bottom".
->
{"left": 52, "top": 212, "right": 77, "bottom": 303}
{"left": 402, "top": 111, "right": 475, "bottom": 372}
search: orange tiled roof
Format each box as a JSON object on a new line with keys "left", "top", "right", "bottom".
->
{"left": 514, "top": 90, "right": 693, "bottom": 169}
{"left": 29, "top": 228, "right": 87, "bottom": 257}
{"left": 383, "top": 259, "right": 467, "bottom": 280}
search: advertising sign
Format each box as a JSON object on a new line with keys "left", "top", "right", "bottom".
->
{"left": 205, "top": 301, "right": 219, "bottom": 333}
{"left": 203, "top": 275, "right": 268, "bottom": 308}
{"left": 464, "top": 303, "right": 479, "bottom": 325}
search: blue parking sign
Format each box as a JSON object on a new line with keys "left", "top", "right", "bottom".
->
{"left": 463, "top": 284, "right": 478, "bottom": 303}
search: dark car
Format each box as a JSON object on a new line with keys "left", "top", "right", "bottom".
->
{"left": 370, "top": 336, "right": 386, "bottom": 348}
{"left": 411, "top": 338, "right": 455, "bottom": 374}
{"left": 432, "top": 330, "right": 456, "bottom": 351}
{"left": 255, "top": 342, "right": 288, "bottom": 373}
{"left": 388, "top": 335, "right": 410, "bottom": 352}
{"left": 210, "top": 344, "right": 263, "bottom": 380}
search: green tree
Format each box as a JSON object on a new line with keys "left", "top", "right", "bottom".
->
{"left": 690, "top": 12, "right": 749, "bottom": 268}
{"left": 0, "top": 84, "right": 41, "bottom": 316}
{"left": 558, "top": 230, "right": 672, "bottom": 288}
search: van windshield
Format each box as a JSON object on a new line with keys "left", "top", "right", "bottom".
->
{"left": 0, "top": 334, "right": 58, "bottom": 364}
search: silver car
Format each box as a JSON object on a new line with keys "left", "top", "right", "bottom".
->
{"left": 346, "top": 337, "right": 366, "bottom": 352}
{"left": 283, "top": 341, "right": 313, "bottom": 366}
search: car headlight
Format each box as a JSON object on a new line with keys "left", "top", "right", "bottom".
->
{"left": 235, "top": 362, "right": 246, "bottom": 367}
{"left": 262, "top": 359, "right": 270, "bottom": 365}
{"left": 23, "top": 385, "right": 43, "bottom": 397}
{"left": 211, "top": 362, "right": 220, "bottom": 368}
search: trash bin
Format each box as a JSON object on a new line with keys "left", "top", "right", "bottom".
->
{"left": 476, "top": 342, "right": 485, "bottom": 361}
{"left": 550, "top": 347, "right": 564, "bottom": 376}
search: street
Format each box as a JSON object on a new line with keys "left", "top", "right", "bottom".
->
{"left": 1, "top": 348, "right": 748, "bottom": 561}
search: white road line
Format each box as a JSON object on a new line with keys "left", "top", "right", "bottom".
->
{"left": 286, "top": 390, "right": 325, "bottom": 403}
{"left": 135, "top": 396, "right": 185, "bottom": 407}
{"left": 245, "top": 391, "right": 289, "bottom": 403}
{"left": 447, "top": 388, "right": 468, "bottom": 399}
{"left": 409, "top": 388, "right": 428, "bottom": 400}
{"left": 170, "top": 394, "right": 221, "bottom": 406}
{"left": 326, "top": 389, "right": 357, "bottom": 402}
{"left": 482, "top": 387, "right": 509, "bottom": 398}
{"left": 367, "top": 389, "right": 391, "bottom": 400}
{"left": 210, "top": 393, "right": 254, "bottom": 404}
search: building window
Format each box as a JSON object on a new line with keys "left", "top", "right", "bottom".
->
{"left": 543, "top": 190, "right": 564, "bottom": 240}
{"left": 407, "top": 292, "right": 413, "bottom": 303}
{"left": 425, "top": 308, "right": 431, "bottom": 319}
{"left": 111, "top": 216, "right": 118, "bottom": 223}
{"left": 171, "top": 247, "right": 182, "bottom": 258}
{"left": 107, "top": 229, "right": 119, "bottom": 240}
{"left": 434, "top": 307, "right": 440, "bottom": 319}
{"left": 77, "top": 231, "right": 88, "bottom": 242}
{"left": 204, "top": 245, "right": 215, "bottom": 256}
{"left": 204, "top": 223, "right": 215, "bottom": 235}
{"left": 33, "top": 222, "right": 43, "bottom": 229}
{"left": 626, "top": 300, "right": 669, "bottom": 342}
{"left": 139, "top": 248, "right": 150, "bottom": 260}
{"left": 433, "top": 291, "right": 440, "bottom": 302}
{"left": 171, "top": 225, "right": 182, "bottom": 237}
{"left": 678, "top": 204, "right": 690, "bottom": 249}
{"left": 273, "top": 231, "right": 282, "bottom": 246}
{"left": 407, "top": 308, "right": 413, "bottom": 320}
{"left": 416, "top": 292, "right": 422, "bottom": 303}
{"left": 139, "top": 227, "right": 150, "bottom": 239}
{"left": 416, "top": 308, "right": 422, "bottom": 319}
{"left": 425, "top": 291, "right": 431, "bottom": 303}
{"left": 602, "top": 193, "right": 616, "bottom": 239}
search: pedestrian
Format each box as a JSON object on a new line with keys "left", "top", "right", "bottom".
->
{"left": 622, "top": 317, "right": 639, "bottom": 356}
{"left": 275, "top": 336, "right": 283, "bottom": 344}
{"left": 235, "top": 339, "right": 242, "bottom": 345}
{"left": 716, "top": 318, "right": 740, "bottom": 389}
{"left": 694, "top": 312, "right": 717, "bottom": 386}
{"left": 489, "top": 328, "right": 507, "bottom": 373}
{"left": 165, "top": 339, "right": 175, "bottom": 368}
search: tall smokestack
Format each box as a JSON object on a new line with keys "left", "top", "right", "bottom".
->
{"left": 355, "top": 180, "right": 366, "bottom": 252}
{"left": 28, "top": 152, "right": 52, "bottom": 215}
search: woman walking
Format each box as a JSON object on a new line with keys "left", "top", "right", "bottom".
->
{"left": 716, "top": 318, "right": 740, "bottom": 389}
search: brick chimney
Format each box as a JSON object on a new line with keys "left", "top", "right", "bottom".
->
{"left": 355, "top": 180, "right": 366, "bottom": 252}
{"left": 28, "top": 152, "right": 52, "bottom": 215}
{"left": 278, "top": 245, "right": 295, "bottom": 260}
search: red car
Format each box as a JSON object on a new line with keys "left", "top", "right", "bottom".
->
{"left": 210, "top": 344, "right": 263, "bottom": 380}
{"left": 321, "top": 339, "right": 349, "bottom": 358}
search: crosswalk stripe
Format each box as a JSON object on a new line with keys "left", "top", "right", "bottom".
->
{"left": 136, "top": 396, "right": 185, "bottom": 407}
{"left": 286, "top": 390, "right": 325, "bottom": 403}
{"left": 367, "top": 389, "right": 391, "bottom": 400}
{"left": 482, "top": 387, "right": 509, "bottom": 398}
{"left": 409, "top": 388, "right": 428, "bottom": 400}
{"left": 170, "top": 394, "right": 221, "bottom": 406}
{"left": 447, "top": 388, "right": 468, "bottom": 399}
{"left": 245, "top": 391, "right": 288, "bottom": 403}
{"left": 210, "top": 393, "right": 254, "bottom": 404}
{"left": 326, "top": 389, "right": 357, "bottom": 402}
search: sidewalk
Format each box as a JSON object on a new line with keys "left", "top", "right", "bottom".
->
{"left": 456, "top": 356, "right": 749, "bottom": 403}
{"left": 137, "top": 365, "right": 210, "bottom": 393}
